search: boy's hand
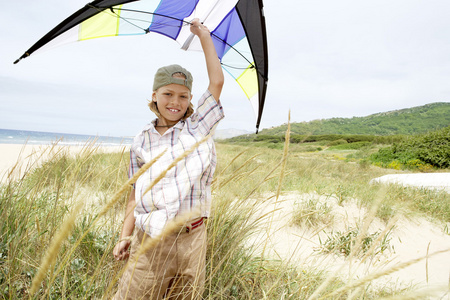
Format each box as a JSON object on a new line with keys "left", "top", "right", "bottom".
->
{"left": 190, "top": 18, "right": 210, "bottom": 38}
{"left": 113, "top": 239, "right": 131, "bottom": 261}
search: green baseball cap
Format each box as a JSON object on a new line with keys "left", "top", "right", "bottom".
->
{"left": 153, "top": 64, "right": 193, "bottom": 92}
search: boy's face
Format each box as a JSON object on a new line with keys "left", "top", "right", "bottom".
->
{"left": 152, "top": 81, "right": 192, "bottom": 126}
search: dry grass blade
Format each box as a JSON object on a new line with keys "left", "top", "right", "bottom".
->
{"left": 377, "top": 286, "right": 449, "bottom": 299}
{"left": 105, "top": 135, "right": 210, "bottom": 296}
{"left": 98, "top": 149, "right": 167, "bottom": 216}
{"left": 308, "top": 188, "right": 387, "bottom": 300}
{"left": 348, "top": 188, "right": 385, "bottom": 259}
{"left": 426, "top": 241, "right": 430, "bottom": 284}
{"left": 215, "top": 162, "right": 260, "bottom": 190}
{"left": 275, "top": 110, "right": 291, "bottom": 201}
{"left": 243, "top": 160, "right": 282, "bottom": 202}
{"left": 359, "top": 215, "right": 399, "bottom": 265}
{"left": 53, "top": 149, "right": 167, "bottom": 277}
{"left": 3, "top": 142, "right": 61, "bottom": 183}
{"left": 29, "top": 201, "right": 83, "bottom": 295}
{"left": 344, "top": 190, "right": 384, "bottom": 286}
{"left": 136, "top": 210, "right": 200, "bottom": 257}
{"left": 144, "top": 133, "right": 212, "bottom": 196}
{"left": 320, "top": 247, "right": 450, "bottom": 299}
{"left": 250, "top": 113, "right": 290, "bottom": 299}
{"left": 215, "top": 148, "right": 249, "bottom": 178}
{"left": 107, "top": 210, "right": 200, "bottom": 299}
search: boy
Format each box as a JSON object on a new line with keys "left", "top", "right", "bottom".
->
{"left": 112, "top": 19, "right": 224, "bottom": 299}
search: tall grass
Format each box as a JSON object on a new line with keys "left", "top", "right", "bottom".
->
{"left": 0, "top": 144, "right": 128, "bottom": 298}
{"left": 0, "top": 133, "right": 449, "bottom": 299}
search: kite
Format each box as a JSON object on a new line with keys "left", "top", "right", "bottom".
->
{"left": 14, "top": 0, "right": 269, "bottom": 132}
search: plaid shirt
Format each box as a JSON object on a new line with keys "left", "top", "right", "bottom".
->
{"left": 129, "top": 90, "right": 224, "bottom": 237}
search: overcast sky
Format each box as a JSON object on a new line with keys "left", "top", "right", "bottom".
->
{"left": 1, "top": 0, "right": 450, "bottom": 137}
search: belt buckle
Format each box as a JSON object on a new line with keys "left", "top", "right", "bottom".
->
{"left": 186, "top": 217, "right": 204, "bottom": 233}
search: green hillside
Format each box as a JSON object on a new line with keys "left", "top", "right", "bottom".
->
{"left": 260, "top": 102, "right": 450, "bottom": 136}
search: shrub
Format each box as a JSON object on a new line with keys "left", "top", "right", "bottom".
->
{"left": 372, "top": 135, "right": 407, "bottom": 144}
{"left": 289, "top": 134, "right": 308, "bottom": 143}
{"left": 344, "top": 135, "right": 375, "bottom": 143}
{"left": 370, "top": 126, "right": 450, "bottom": 169}
{"left": 291, "top": 198, "right": 334, "bottom": 227}
{"left": 302, "top": 146, "right": 322, "bottom": 152}
{"left": 404, "top": 159, "right": 433, "bottom": 171}
{"left": 254, "top": 135, "right": 283, "bottom": 143}
{"left": 327, "top": 139, "right": 348, "bottom": 147}
{"left": 414, "top": 126, "right": 450, "bottom": 168}
{"left": 328, "top": 141, "right": 371, "bottom": 150}
{"left": 318, "top": 227, "right": 392, "bottom": 257}
{"left": 387, "top": 160, "right": 402, "bottom": 170}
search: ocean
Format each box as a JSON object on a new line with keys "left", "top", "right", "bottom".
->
{"left": 0, "top": 128, "right": 133, "bottom": 146}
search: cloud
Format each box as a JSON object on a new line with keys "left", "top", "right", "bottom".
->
{"left": 1, "top": 0, "right": 450, "bottom": 135}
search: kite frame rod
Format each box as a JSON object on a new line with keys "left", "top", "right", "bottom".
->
{"left": 107, "top": 7, "right": 259, "bottom": 74}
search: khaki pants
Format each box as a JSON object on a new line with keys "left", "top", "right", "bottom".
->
{"left": 113, "top": 221, "right": 206, "bottom": 300}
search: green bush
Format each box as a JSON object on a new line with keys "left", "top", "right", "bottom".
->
{"left": 225, "top": 134, "right": 406, "bottom": 151}
{"left": 254, "top": 135, "right": 283, "bottom": 143}
{"left": 370, "top": 126, "right": 450, "bottom": 169}
{"left": 318, "top": 227, "right": 392, "bottom": 257}
{"left": 414, "top": 126, "right": 450, "bottom": 168}
{"left": 344, "top": 135, "right": 374, "bottom": 143}
{"left": 289, "top": 134, "right": 308, "bottom": 143}
{"left": 327, "top": 139, "right": 348, "bottom": 147}
{"left": 372, "top": 135, "right": 407, "bottom": 144}
{"left": 290, "top": 134, "right": 376, "bottom": 144}
{"left": 328, "top": 141, "right": 371, "bottom": 150}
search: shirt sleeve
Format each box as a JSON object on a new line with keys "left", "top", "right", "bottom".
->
{"left": 128, "top": 133, "right": 145, "bottom": 188}
{"left": 128, "top": 147, "right": 139, "bottom": 180}
{"left": 190, "top": 90, "right": 225, "bottom": 136}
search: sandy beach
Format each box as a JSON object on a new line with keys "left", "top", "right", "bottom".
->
{"left": 0, "top": 143, "right": 129, "bottom": 183}
{"left": 249, "top": 192, "right": 450, "bottom": 298}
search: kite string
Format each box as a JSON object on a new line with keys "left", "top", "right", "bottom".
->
{"left": 87, "top": 5, "right": 260, "bottom": 74}
{"left": 113, "top": 8, "right": 253, "bottom": 68}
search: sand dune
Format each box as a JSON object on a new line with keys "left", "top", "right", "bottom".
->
{"left": 371, "top": 173, "right": 450, "bottom": 193}
{"left": 0, "top": 144, "right": 127, "bottom": 183}
{"left": 248, "top": 192, "right": 450, "bottom": 297}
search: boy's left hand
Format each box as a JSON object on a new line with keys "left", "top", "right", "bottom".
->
{"left": 190, "top": 18, "right": 210, "bottom": 38}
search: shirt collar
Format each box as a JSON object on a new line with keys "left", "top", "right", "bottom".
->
{"left": 142, "top": 118, "right": 185, "bottom": 134}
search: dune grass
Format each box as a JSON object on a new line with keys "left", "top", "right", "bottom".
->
{"left": 0, "top": 135, "right": 449, "bottom": 299}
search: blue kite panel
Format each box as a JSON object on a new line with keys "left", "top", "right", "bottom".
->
{"left": 211, "top": 8, "right": 245, "bottom": 60}
{"left": 148, "top": 0, "right": 198, "bottom": 39}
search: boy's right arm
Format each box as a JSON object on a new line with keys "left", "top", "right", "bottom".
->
{"left": 113, "top": 189, "right": 136, "bottom": 261}
{"left": 190, "top": 19, "right": 224, "bottom": 102}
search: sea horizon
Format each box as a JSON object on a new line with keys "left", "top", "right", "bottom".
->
{"left": 0, "top": 128, "right": 133, "bottom": 146}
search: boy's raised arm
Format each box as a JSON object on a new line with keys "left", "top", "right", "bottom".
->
{"left": 190, "top": 19, "right": 224, "bottom": 102}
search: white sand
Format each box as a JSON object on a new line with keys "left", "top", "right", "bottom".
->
{"left": 0, "top": 143, "right": 128, "bottom": 183}
{"left": 248, "top": 192, "right": 450, "bottom": 298}
{"left": 371, "top": 173, "right": 450, "bottom": 193}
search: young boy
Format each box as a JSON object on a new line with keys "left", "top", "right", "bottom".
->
{"left": 112, "top": 19, "right": 224, "bottom": 299}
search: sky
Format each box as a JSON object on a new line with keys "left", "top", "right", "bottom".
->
{"left": 1, "top": 0, "right": 450, "bottom": 137}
